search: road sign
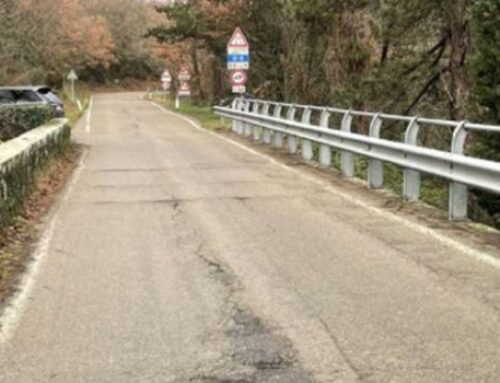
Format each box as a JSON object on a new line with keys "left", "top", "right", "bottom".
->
{"left": 161, "top": 69, "right": 172, "bottom": 83}
{"left": 67, "top": 69, "right": 78, "bottom": 81}
{"left": 227, "top": 27, "right": 250, "bottom": 70}
{"left": 228, "top": 27, "right": 249, "bottom": 49}
{"left": 178, "top": 81, "right": 191, "bottom": 97}
{"left": 162, "top": 81, "right": 171, "bottom": 91}
{"left": 232, "top": 85, "right": 246, "bottom": 94}
{"left": 230, "top": 70, "right": 248, "bottom": 86}
{"left": 227, "top": 55, "right": 250, "bottom": 70}
{"left": 178, "top": 66, "right": 191, "bottom": 82}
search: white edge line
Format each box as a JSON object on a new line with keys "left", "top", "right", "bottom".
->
{"left": 0, "top": 151, "right": 87, "bottom": 346}
{"left": 151, "top": 101, "right": 500, "bottom": 271}
{"left": 85, "top": 96, "right": 93, "bottom": 133}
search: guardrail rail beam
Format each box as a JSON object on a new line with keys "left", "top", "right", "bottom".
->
{"left": 214, "top": 98, "right": 500, "bottom": 222}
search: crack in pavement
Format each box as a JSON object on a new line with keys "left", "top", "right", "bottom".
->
{"left": 168, "top": 207, "right": 314, "bottom": 383}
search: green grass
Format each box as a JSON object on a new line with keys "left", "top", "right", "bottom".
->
{"left": 61, "top": 87, "right": 93, "bottom": 125}
{"left": 331, "top": 150, "right": 448, "bottom": 209}
{"left": 154, "top": 96, "right": 231, "bottom": 131}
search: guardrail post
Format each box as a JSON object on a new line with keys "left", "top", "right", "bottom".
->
{"left": 319, "top": 108, "right": 331, "bottom": 168}
{"left": 368, "top": 114, "right": 384, "bottom": 189}
{"left": 238, "top": 100, "right": 250, "bottom": 135}
{"left": 246, "top": 102, "right": 259, "bottom": 138}
{"left": 232, "top": 99, "right": 241, "bottom": 133}
{"left": 449, "top": 121, "right": 468, "bottom": 220}
{"left": 340, "top": 111, "right": 354, "bottom": 177}
{"left": 262, "top": 103, "right": 272, "bottom": 144}
{"left": 254, "top": 102, "right": 268, "bottom": 142}
{"left": 273, "top": 104, "right": 284, "bottom": 148}
{"left": 287, "top": 106, "right": 298, "bottom": 154}
{"left": 403, "top": 117, "right": 421, "bottom": 201}
{"left": 301, "top": 107, "right": 313, "bottom": 161}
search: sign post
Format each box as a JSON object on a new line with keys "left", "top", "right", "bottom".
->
{"left": 161, "top": 69, "right": 172, "bottom": 97}
{"left": 227, "top": 27, "right": 250, "bottom": 95}
{"left": 176, "top": 65, "right": 191, "bottom": 109}
{"left": 67, "top": 69, "right": 78, "bottom": 102}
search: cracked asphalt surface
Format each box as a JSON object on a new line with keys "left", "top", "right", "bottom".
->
{"left": 2, "top": 93, "right": 500, "bottom": 382}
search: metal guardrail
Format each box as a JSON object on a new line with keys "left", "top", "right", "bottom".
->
{"left": 214, "top": 98, "right": 500, "bottom": 221}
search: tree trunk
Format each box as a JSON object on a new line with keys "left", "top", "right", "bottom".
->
{"left": 191, "top": 41, "right": 205, "bottom": 104}
{"left": 448, "top": 0, "right": 470, "bottom": 120}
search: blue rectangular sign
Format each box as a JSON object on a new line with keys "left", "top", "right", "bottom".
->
{"left": 227, "top": 54, "right": 250, "bottom": 63}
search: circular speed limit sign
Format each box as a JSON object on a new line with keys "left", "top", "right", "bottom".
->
{"left": 230, "top": 70, "right": 248, "bottom": 86}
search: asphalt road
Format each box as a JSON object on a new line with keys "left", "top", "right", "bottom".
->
{"left": 1, "top": 93, "right": 500, "bottom": 382}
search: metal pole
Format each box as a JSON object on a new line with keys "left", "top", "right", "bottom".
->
{"left": 71, "top": 80, "right": 75, "bottom": 103}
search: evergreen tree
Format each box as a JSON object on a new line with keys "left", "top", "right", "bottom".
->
{"left": 470, "top": 0, "right": 500, "bottom": 226}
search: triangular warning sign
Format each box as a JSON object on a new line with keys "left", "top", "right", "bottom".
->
{"left": 228, "top": 27, "right": 249, "bottom": 48}
{"left": 179, "top": 66, "right": 190, "bottom": 76}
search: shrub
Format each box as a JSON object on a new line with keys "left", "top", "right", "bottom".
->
{"left": 0, "top": 104, "right": 54, "bottom": 142}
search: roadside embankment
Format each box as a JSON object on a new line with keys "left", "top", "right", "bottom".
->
{"left": 0, "top": 118, "right": 81, "bottom": 307}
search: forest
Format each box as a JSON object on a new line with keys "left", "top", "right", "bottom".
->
{"left": 0, "top": 0, "right": 499, "bottom": 226}
{"left": 0, "top": 0, "right": 166, "bottom": 85}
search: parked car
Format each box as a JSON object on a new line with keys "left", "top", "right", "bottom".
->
{"left": 35, "top": 86, "right": 65, "bottom": 117}
{"left": 0, "top": 86, "right": 65, "bottom": 117}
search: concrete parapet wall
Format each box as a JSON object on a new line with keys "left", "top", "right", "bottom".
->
{"left": 0, "top": 118, "right": 71, "bottom": 228}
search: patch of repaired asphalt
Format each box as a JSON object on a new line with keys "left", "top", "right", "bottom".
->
{"left": 189, "top": 241, "right": 314, "bottom": 383}
{"left": 167, "top": 198, "right": 314, "bottom": 383}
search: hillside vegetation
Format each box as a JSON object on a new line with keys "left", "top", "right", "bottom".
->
{"left": 0, "top": 0, "right": 167, "bottom": 85}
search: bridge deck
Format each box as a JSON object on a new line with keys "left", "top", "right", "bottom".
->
{"left": 1, "top": 93, "right": 500, "bottom": 382}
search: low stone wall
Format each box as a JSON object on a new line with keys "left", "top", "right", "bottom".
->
{"left": 0, "top": 118, "right": 71, "bottom": 228}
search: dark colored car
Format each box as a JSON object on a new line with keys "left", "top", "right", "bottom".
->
{"left": 0, "top": 86, "right": 65, "bottom": 117}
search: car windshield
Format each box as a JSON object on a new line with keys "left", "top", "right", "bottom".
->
{"left": 13, "top": 90, "right": 42, "bottom": 103}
